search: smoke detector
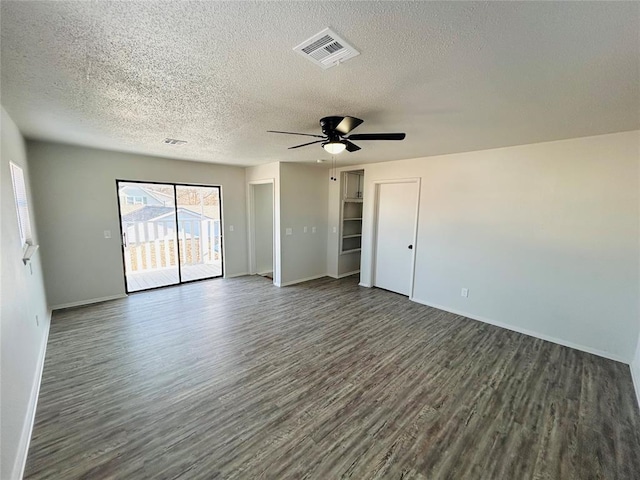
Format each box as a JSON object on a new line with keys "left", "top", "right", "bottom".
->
{"left": 293, "top": 28, "right": 360, "bottom": 70}
{"left": 163, "top": 138, "right": 187, "bottom": 145}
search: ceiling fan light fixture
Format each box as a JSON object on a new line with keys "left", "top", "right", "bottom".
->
{"left": 323, "top": 141, "right": 346, "bottom": 154}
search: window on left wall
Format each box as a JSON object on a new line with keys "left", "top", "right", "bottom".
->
{"left": 10, "top": 162, "right": 33, "bottom": 248}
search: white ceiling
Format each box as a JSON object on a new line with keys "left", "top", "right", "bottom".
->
{"left": 1, "top": 1, "right": 639, "bottom": 167}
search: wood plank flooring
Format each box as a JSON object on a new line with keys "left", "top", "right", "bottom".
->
{"left": 25, "top": 275, "right": 640, "bottom": 479}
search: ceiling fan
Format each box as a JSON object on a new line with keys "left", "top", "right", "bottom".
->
{"left": 268, "top": 116, "right": 406, "bottom": 154}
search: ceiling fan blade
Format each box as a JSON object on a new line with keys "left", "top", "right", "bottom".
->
{"left": 288, "top": 140, "right": 325, "bottom": 149}
{"left": 346, "top": 133, "right": 406, "bottom": 141}
{"left": 344, "top": 140, "right": 361, "bottom": 152}
{"left": 268, "top": 130, "right": 325, "bottom": 138}
{"left": 335, "top": 116, "right": 364, "bottom": 135}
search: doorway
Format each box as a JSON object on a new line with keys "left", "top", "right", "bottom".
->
{"left": 248, "top": 181, "right": 275, "bottom": 280}
{"left": 116, "top": 180, "right": 223, "bottom": 293}
{"left": 373, "top": 180, "right": 420, "bottom": 296}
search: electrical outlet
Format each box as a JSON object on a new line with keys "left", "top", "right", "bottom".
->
{"left": 332, "top": 226, "right": 337, "bottom": 233}
{"left": 312, "top": 226, "right": 317, "bottom": 233}
{"left": 286, "top": 228, "right": 292, "bottom": 236}
{"left": 461, "top": 288, "right": 469, "bottom": 298}
{"left": 104, "top": 230, "right": 111, "bottom": 239}
{"left": 229, "top": 225, "right": 234, "bottom": 232}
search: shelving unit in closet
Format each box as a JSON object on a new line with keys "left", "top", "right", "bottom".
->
{"left": 340, "top": 171, "right": 364, "bottom": 254}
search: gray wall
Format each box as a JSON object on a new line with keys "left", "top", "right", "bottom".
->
{"left": 359, "top": 131, "right": 640, "bottom": 362}
{"left": 279, "top": 163, "right": 328, "bottom": 285}
{"left": 1, "top": 108, "right": 49, "bottom": 479}
{"left": 27, "top": 141, "right": 248, "bottom": 307}
{"left": 634, "top": 331, "right": 640, "bottom": 406}
{"left": 253, "top": 183, "right": 274, "bottom": 275}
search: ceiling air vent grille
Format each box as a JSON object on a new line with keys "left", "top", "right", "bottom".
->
{"left": 294, "top": 28, "right": 359, "bottom": 70}
{"left": 163, "top": 138, "right": 187, "bottom": 145}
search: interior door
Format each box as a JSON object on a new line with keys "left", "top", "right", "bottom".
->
{"left": 373, "top": 182, "right": 419, "bottom": 296}
{"left": 117, "top": 181, "right": 180, "bottom": 292}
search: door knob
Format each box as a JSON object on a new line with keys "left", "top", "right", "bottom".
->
{"left": 408, "top": 245, "right": 413, "bottom": 250}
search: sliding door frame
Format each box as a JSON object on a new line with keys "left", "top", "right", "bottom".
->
{"left": 115, "top": 179, "right": 224, "bottom": 294}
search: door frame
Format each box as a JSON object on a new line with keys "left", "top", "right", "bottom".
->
{"left": 115, "top": 179, "right": 225, "bottom": 293}
{"left": 371, "top": 178, "right": 421, "bottom": 299}
{"left": 247, "top": 179, "right": 277, "bottom": 284}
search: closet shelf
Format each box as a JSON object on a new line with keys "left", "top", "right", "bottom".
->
{"left": 341, "top": 171, "right": 364, "bottom": 255}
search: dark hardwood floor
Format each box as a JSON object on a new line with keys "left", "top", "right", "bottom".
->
{"left": 25, "top": 275, "right": 640, "bottom": 479}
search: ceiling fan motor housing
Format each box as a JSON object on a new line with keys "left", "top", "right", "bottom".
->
{"left": 320, "top": 116, "right": 347, "bottom": 135}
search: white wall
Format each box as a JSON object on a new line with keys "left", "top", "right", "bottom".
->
{"left": 253, "top": 183, "right": 274, "bottom": 274}
{"left": 27, "top": 141, "right": 248, "bottom": 307}
{"left": 1, "top": 108, "right": 50, "bottom": 480}
{"left": 246, "top": 162, "right": 281, "bottom": 285}
{"left": 279, "top": 163, "right": 328, "bottom": 285}
{"left": 360, "top": 131, "right": 640, "bottom": 362}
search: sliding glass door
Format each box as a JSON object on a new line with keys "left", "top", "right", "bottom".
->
{"left": 117, "top": 181, "right": 223, "bottom": 293}
{"left": 176, "top": 185, "right": 222, "bottom": 282}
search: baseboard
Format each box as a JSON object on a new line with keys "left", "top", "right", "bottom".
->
{"left": 631, "top": 361, "right": 640, "bottom": 410}
{"left": 279, "top": 274, "right": 327, "bottom": 287}
{"left": 336, "top": 270, "right": 360, "bottom": 279}
{"left": 410, "top": 297, "right": 628, "bottom": 364}
{"left": 51, "top": 294, "right": 127, "bottom": 311}
{"left": 13, "top": 309, "right": 51, "bottom": 480}
{"left": 225, "top": 272, "right": 249, "bottom": 279}
{"left": 359, "top": 282, "right": 372, "bottom": 288}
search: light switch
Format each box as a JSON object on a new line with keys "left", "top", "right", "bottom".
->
{"left": 286, "top": 228, "right": 292, "bottom": 236}
{"left": 312, "top": 226, "right": 317, "bottom": 233}
{"left": 332, "top": 227, "right": 337, "bottom": 233}
{"left": 229, "top": 225, "right": 234, "bottom": 232}
{"left": 303, "top": 226, "right": 308, "bottom": 233}
{"left": 104, "top": 230, "right": 111, "bottom": 239}
{"left": 461, "top": 288, "right": 469, "bottom": 298}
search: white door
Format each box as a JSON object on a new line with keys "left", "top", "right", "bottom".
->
{"left": 373, "top": 182, "right": 419, "bottom": 296}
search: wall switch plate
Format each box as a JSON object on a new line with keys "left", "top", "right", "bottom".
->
{"left": 229, "top": 225, "right": 234, "bottom": 232}
{"left": 461, "top": 288, "right": 469, "bottom": 298}
{"left": 104, "top": 230, "right": 111, "bottom": 239}
{"left": 303, "top": 226, "right": 308, "bottom": 233}
{"left": 332, "top": 227, "right": 337, "bottom": 233}
{"left": 312, "top": 226, "right": 317, "bottom": 233}
{"left": 286, "top": 228, "right": 292, "bottom": 235}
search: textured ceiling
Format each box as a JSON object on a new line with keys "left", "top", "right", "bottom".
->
{"left": 1, "top": 1, "right": 639, "bottom": 167}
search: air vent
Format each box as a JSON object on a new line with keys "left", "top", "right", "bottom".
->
{"left": 293, "top": 28, "right": 360, "bottom": 70}
{"left": 163, "top": 138, "right": 187, "bottom": 145}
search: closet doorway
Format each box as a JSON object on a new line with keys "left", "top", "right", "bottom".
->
{"left": 116, "top": 180, "right": 223, "bottom": 293}
{"left": 248, "top": 180, "right": 275, "bottom": 281}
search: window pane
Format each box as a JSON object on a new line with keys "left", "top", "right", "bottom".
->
{"left": 9, "top": 162, "right": 33, "bottom": 247}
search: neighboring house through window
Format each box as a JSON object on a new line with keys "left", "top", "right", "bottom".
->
{"left": 126, "top": 196, "right": 148, "bottom": 205}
